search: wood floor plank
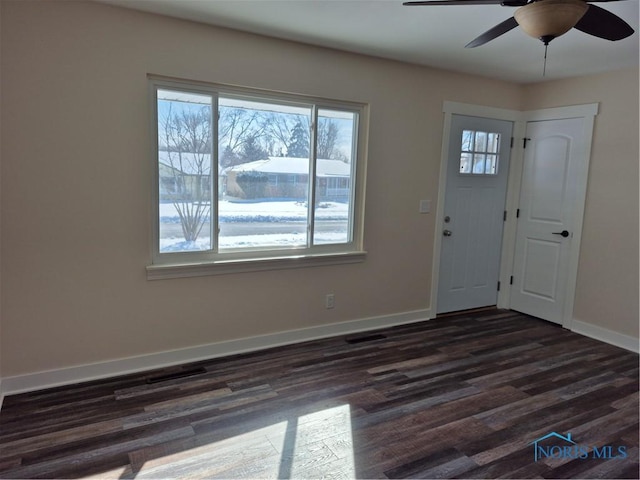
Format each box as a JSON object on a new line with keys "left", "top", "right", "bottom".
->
{"left": 0, "top": 309, "right": 637, "bottom": 479}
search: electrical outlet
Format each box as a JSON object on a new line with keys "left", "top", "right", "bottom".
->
{"left": 325, "top": 293, "right": 335, "bottom": 309}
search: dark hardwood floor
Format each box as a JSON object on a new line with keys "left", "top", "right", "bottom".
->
{"left": 1, "top": 309, "right": 638, "bottom": 479}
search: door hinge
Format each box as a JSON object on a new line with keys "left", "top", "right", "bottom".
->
{"left": 510, "top": 137, "right": 514, "bottom": 148}
{"left": 497, "top": 281, "right": 501, "bottom": 291}
{"left": 516, "top": 208, "right": 520, "bottom": 218}
{"left": 510, "top": 276, "right": 514, "bottom": 285}
{"left": 503, "top": 210, "right": 507, "bottom": 222}
{"left": 523, "top": 137, "right": 531, "bottom": 148}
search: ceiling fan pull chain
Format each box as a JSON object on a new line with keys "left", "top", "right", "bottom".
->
{"left": 543, "top": 43, "right": 549, "bottom": 77}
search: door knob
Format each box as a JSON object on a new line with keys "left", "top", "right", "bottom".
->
{"left": 443, "top": 229, "right": 452, "bottom": 237}
{"left": 552, "top": 230, "right": 570, "bottom": 238}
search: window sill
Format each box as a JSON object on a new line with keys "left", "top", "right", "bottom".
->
{"left": 146, "top": 250, "right": 367, "bottom": 280}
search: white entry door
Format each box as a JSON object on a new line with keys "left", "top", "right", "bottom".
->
{"left": 437, "top": 115, "right": 513, "bottom": 314}
{"left": 510, "top": 117, "right": 587, "bottom": 324}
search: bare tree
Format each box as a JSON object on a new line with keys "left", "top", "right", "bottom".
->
{"left": 219, "top": 107, "right": 314, "bottom": 162}
{"left": 218, "top": 107, "right": 266, "bottom": 166}
{"left": 262, "top": 113, "right": 309, "bottom": 156}
{"left": 317, "top": 118, "right": 340, "bottom": 160}
{"left": 160, "top": 104, "right": 211, "bottom": 243}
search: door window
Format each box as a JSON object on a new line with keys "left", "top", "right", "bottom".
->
{"left": 459, "top": 130, "right": 500, "bottom": 175}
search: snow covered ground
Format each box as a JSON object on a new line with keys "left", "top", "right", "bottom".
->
{"left": 159, "top": 199, "right": 348, "bottom": 223}
{"left": 159, "top": 200, "right": 349, "bottom": 252}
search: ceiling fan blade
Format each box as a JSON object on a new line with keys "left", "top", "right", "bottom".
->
{"left": 574, "top": 4, "right": 634, "bottom": 41}
{"left": 465, "top": 16, "right": 519, "bottom": 47}
{"left": 403, "top": 0, "right": 526, "bottom": 6}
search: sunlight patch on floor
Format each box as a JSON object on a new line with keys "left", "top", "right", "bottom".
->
{"left": 122, "top": 404, "right": 355, "bottom": 479}
{"left": 83, "top": 465, "right": 133, "bottom": 479}
{"left": 272, "top": 404, "right": 356, "bottom": 479}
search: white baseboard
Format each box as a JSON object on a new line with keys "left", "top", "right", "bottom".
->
{"left": 572, "top": 319, "right": 639, "bottom": 353}
{"left": 0, "top": 308, "right": 431, "bottom": 404}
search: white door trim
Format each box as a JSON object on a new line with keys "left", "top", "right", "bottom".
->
{"left": 433, "top": 102, "right": 520, "bottom": 316}
{"left": 432, "top": 101, "right": 598, "bottom": 327}
{"left": 512, "top": 104, "right": 598, "bottom": 330}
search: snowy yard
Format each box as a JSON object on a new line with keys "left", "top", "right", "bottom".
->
{"left": 159, "top": 200, "right": 348, "bottom": 223}
{"left": 159, "top": 200, "right": 350, "bottom": 251}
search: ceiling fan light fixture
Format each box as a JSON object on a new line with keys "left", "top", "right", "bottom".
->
{"left": 514, "top": 0, "right": 589, "bottom": 44}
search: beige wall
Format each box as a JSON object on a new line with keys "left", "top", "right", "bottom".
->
{"left": 522, "top": 69, "right": 639, "bottom": 338}
{"left": 0, "top": 0, "right": 3, "bottom": 387}
{"left": 0, "top": 0, "right": 636, "bottom": 380}
{"left": 0, "top": 0, "right": 523, "bottom": 377}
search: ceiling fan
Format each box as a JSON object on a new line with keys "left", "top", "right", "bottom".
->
{"left": 403, "top": 0, "right": 635, "bottom": 48}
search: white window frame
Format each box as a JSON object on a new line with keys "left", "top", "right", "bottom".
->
{"left": 147, "top": 76, "right": 368, "bottom": 280}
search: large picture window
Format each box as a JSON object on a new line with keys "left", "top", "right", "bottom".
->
{"left": 149, "top": 78, "right": 367, "bottom": 278}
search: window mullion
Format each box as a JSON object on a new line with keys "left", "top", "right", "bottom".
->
{"left": 212, "top": 94, "right": 219, "bottom": 254}
{"left": 307, "top": 106, "right": 319, "bottom": 247}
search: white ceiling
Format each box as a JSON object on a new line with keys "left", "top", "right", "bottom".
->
{"left": 100, "top": 0, "right": 639, "bottom": 83}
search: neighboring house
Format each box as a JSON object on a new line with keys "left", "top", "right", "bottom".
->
{"left": 158, "top": 151, "right": 219, "bottom": 202}
{"left": 226, "top": 156, "right": 352, "bottom": 201}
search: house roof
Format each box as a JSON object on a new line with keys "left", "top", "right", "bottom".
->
{"left": 227, "top": 157, "right": 351, "bottom": 177}
{"left": 159, "top": 151, "right": 221, "bottom": 175}
{"left": 159, "top": 152, "right": 351, "bottom": 177}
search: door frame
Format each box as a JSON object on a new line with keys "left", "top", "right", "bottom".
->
{"left": 431, "top": 101, "right": 598, "bottom": 329}
{"left": 436, "top": 114, "right": 514, "bottom": 314}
